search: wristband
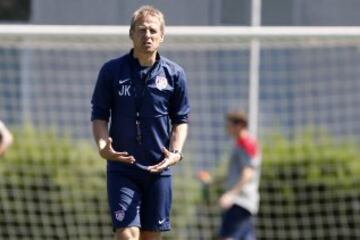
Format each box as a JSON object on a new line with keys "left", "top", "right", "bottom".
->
{"left": 172, "top": 150, "right": 183, "bottom": 161}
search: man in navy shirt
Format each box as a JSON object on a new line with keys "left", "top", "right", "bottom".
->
{"left": 91, "top": 5, "right": 190, "bottom": 240}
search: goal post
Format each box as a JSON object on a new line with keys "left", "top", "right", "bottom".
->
{"left": 0, "top": 25, "right": 359, "bottom": 240}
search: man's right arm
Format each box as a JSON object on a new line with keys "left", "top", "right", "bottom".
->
{"left": 92, "top": 119, "right": 135, "bottom": 164}
{"left": 92, "top": 119, "right": 110, "bottom": 151}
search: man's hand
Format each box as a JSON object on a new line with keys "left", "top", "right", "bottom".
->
{"left": 147, "top": 147, "right": 181, "bottom": 173}
{"left": 98, "top": 137, "right": 135, "bottom": 164}
{"left": 196, "top": 170, "right": 212, "bottom": 184}
{"left": 218, "top": 191, "right": 236, "bottom": 209}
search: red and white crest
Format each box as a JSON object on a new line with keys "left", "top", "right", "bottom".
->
{"left": 115, "top": 209, "right": 125, "bottom": 222}
{"left": 155, "top": 76, "right": 168, "bottom": 90}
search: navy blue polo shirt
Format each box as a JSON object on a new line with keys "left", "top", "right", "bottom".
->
{"left": 91, "top": 50, "right": 190, "bottom": 175}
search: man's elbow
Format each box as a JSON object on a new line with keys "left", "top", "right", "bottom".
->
{"left": 173, "top": 123, "right": 188, "bottom": 132}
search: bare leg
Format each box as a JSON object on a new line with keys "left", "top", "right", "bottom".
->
{"left": 140, "top": 230, "right": 162, "bottom": 240}
{"left": 115, "top": 227, "right": 140, "bottom": 240}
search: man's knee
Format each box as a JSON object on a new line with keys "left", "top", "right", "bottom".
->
{"left": 140, "top": 230, "right": 162, "bottom": 240}
{"left": 115, "top": 227, "right": 140, "bottom": 240}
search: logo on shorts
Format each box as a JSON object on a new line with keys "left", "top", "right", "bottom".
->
{"left": 115, "top": 209, "right": 125, "bottom": 222}
{"left": 158, "top": 218, "right": 166, "bottom": 225}
{"left": 155, "top": 76, "right": 168, "bottom": 90}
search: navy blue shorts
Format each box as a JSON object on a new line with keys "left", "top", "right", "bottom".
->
{"left": 107, "top": 170, "right": 172, "bottom": 231}
{"left": 219, "top": 205, "right": 256, "bottom": 240}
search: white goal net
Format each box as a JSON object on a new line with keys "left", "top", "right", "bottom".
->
{"left": 0, "top": 25, "right": 359, "bottom": 240}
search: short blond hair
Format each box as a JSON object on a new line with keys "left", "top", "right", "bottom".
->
{"left": 129, "top": 5, "right": 165, "bottom": 35}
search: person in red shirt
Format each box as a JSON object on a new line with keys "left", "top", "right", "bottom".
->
{"left": 198, "top": 111, "right": 261, "bottom": 240}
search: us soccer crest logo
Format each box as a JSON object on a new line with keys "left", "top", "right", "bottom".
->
{"left": 155, "top": 76, "right": 168, "bottom": 90}
{"left": 115, "top": 209, "right": 125, "bottom": 222}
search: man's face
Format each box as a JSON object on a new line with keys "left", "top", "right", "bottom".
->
{"left": 226, "top": 121, "right": 242, "bottom": 138}
{"left": 130, "top": 15, "right": 164, "bottom": 54}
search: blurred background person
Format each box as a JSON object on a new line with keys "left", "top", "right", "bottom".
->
{"left": 198, "top": 111, "right": 261, "bottom": 240}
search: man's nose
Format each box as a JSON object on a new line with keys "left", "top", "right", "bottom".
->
{"left": 144, "top": 29, "right": 151, "bottom": 37}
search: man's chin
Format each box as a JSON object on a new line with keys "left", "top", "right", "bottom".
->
{"left": 143, "top": 47, "right": 157, "bottom": 54}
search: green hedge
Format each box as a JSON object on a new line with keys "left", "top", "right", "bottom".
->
{"left": 258, "top": 131, "right": 360, "bottom": 239}
{"left": 0, "top": 125, "right": 108, "bottom": 239}
{"left": 196, "top": 130, "right": 360, "bottom": 239}
{"left": 0, "top": 125, "right": 201, "bottom": 240}
{"left": 1, "top": 125, "right": 359, "bottom": 239}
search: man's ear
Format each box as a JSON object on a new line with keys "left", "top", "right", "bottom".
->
{"left": 129, "top": 29, "right": 133, "bottom": 40}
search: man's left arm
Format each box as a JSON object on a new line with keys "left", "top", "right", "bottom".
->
{"left": 148, "top": 123, "right": 188, "bottom": 173}
{"left": 148, "top": 68, "right": 190, "bottom": 173}
{"left": 168, "top": 122, "right": 188, "bottom": 164}
{"left": 168, "top": 68, "right": 190, "bottom": 159}
{"left": 219, "top": 138, "right": 260, "bottom": 209}
{"left": 218, "top": 166, "right": 255, "bottom": 209}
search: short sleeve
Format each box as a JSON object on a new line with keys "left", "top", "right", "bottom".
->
{"left": 91, "top": 64, "right": 113, "bottom": 122}
{"left": 169, "top": 69, "right": 190, "bottom": 125}
{"left": 236, "top": 136, "right": 261, "bottom": 168}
